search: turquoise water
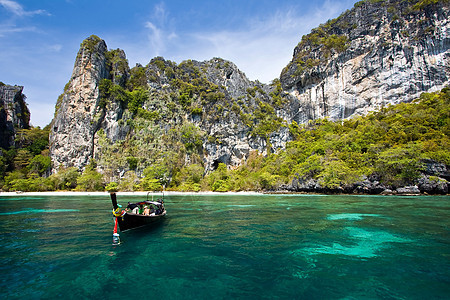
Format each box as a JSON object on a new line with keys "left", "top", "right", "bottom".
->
{"left": 0, "top": 194, "right": 449, "bottom": 299}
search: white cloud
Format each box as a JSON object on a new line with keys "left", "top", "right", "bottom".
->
{"left": 101, "top": 0, "right": 358, "bottom": 84}
{"left": 0, "top": 0, "right": 50, "bottom": 38}
{"left": 47, "top": 44, "right": 63, "bottom": 52}
{"left": 169, "top": 1, "right": 356, "bottom": 83}
{"left": 0, "top": 24, "right": 38, "bottom": 37}
{"left": 145, "top": 21, "right": 163, "bottom": 55}
{"left": 0, "top": 0, "right": 49, "bottom": 16}
{"left": 143, "top": 2, "right": 177, "bottom": 57}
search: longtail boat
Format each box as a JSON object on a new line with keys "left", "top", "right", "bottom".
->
{"left": 110, "top": 192, "right": 166, "bottom": 233}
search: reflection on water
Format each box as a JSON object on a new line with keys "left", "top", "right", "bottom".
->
{"left": 296, "top": 226, "right": 412, "bottom": 258}
{"left": 293, "top": 213, "right": 411, "bottom": 258}
{"left": 0, "top": 208, "right": 79, "bottom": 215}
{"left": 326, "top": 213, "right": 382, "bottom": 220}
{"left": 0, "top": 194, "right": 449, "bottom": 299}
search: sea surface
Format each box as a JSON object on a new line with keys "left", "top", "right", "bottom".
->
{"left": 0, "top": 194, "right": 449, "bottom": 299}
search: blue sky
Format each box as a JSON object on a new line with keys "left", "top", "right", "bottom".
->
{"left": 0, "top": 0, "right": 358, "bottom": 127}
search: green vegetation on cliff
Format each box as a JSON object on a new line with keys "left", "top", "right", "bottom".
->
{"left": 221, "top": 87, "right": 449, "bottom": 191}
{"left": 0, "top": 126, "right": 52, "bottom": 191}
{"left": 1, "top": 88, "right": 448, "bottom": 192}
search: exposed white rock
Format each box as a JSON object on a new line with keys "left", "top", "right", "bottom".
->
{"left": 50, "top": 37, "right": 109, "bottom": 171}
{"left": 281, "top": 1, "right": 450, "bottom": 123}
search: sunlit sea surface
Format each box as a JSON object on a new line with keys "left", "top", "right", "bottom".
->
{"left": 1, "top": 194, "right": 449, "bottom": 299}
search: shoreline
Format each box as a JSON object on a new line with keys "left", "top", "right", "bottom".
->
{"left": 0, "top": 191, "right": 447, "bottom": 197}
{"left": 0, "top": 191, "right": 265, "bottom": 197}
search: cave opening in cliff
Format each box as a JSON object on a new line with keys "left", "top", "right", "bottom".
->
{"left": 212, "top": 160, "right": 220, "bottom": 171}
{"left": 212, "top": 155, "right": 230, "bottom": 171}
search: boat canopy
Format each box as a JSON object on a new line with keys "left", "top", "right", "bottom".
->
{"left": 135, "top": 200, "right": 163, "bottom": 206}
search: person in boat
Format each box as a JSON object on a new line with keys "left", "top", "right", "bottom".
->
{"left": 127, "top": 202, "right": 139, "bottom": 214}
{"left": 155, "top": 203, "right": 164, "bottom": 215}
{"left": 143, "top": 206, "right": 150, "bottom": 216}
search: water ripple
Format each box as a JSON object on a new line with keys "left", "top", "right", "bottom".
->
{"left": 0, "top": 208, "right": 79, "bottom": 215}
{"left": 293, "top": 227, "right": 412, "bottom": 259}
{"left": 326, "top": 213, "right": 382, "bottom": 221}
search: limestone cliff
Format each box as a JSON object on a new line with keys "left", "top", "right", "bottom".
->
{"left": 281, "top": 0, "right": 450, "bottom": 123}
{"left": 0, "top": 83, "right": 30, "bottom": 149}
{"left": 50, "top": 37, "right": 286, "bottom": 175}
{"left": 50, "top": 36, "right": 129, "bottom": 170}
{"left": 49, "top": 0, "right": 449, "bottom": 179}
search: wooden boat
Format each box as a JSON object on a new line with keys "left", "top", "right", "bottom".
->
{"left": 110, "top": 192, "right": 166, "bottom": 232}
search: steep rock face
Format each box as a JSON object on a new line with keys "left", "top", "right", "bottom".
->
{"left": 281, "top": 0, "right": 450, "bottom": 123}
{"left": 49, "top": 38, "right": 275, "bottom": 174}
{"left": 142, "top": 57, "right": 279, "bottom": 173}
{"left": 49, "top": 0, "right": 449, "bottom": 179}
{"left": 50, "top": 36, "right": 128, "bottom": 170}
{"left": 191, "top": 59, "right": 271, "bottom": 171}
{"left": 0, "top": 84, "right": 30, "bottom": 149}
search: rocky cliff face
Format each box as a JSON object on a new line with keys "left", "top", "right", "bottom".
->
{"left": 49, "top": 0, "right": 450, "bottom": 178}
{"left": 0, "top": 84, "right": 30, "bottom": 149}
{"left": 281, "top": 0, "right": 450, "bottom": 123}
{"left": 50, "top": 36, "right": 129, "bottom": 170}
{"left": 50, "top": 37, "right": 284, "bottom": 174}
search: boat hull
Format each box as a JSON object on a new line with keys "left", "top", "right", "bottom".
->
{"left": 116, "top": 211, "right": 166, "bottom": 232}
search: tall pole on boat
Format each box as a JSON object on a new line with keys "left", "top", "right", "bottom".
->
{"left": 111, "top": 192, "right": 118, "bottom": 210}
{"left": 111, "top": 192, "right": 121, "bottom": 245}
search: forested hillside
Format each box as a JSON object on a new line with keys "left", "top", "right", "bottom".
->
{"left": 231, "top": 87, "right": 450, "bottom": 194}
{"left": 1, "top": 88, "right": 448, "bottom": 194}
